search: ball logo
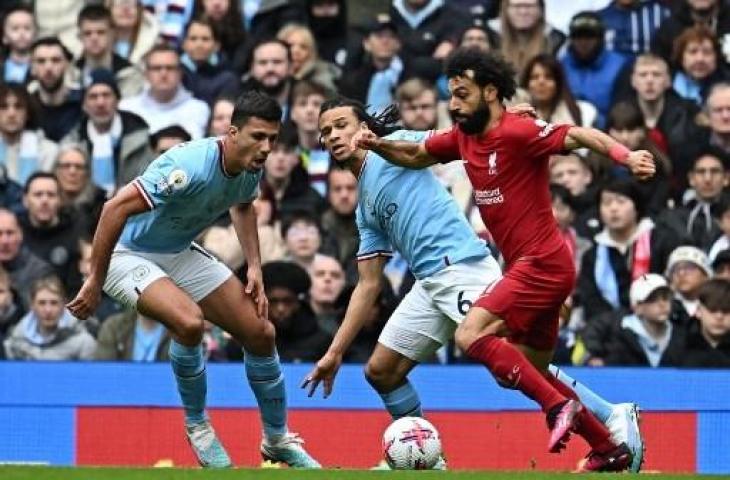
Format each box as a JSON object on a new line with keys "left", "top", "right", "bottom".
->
{"left": 168, "top": 169, "right": 189, "bottom": 191}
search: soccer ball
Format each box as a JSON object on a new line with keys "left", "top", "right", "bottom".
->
{"left": 382, "top": 417, "right": 442, "bottom": 469}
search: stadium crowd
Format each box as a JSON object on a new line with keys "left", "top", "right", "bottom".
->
{"left": 0, "top": 0, "right": 728, "bottom": 368}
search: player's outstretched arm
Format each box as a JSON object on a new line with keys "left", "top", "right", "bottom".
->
{"left": 564, "top": 126, "right": 656, "bottom": 180}
{"left": 351, "top": 128, "right": 439, "bottom": 169}
{"left": 302, "top": 255, "right": 388, "bottom": 398}
{"left": 230, "top": 202, "right": 267, "bottom": 320}
{"left": 67, "top": 183, "right": 150, "bottom": 319}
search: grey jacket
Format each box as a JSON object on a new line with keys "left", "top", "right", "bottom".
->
{"left": 4, "top": 310, "right": 96, "bottom": 360}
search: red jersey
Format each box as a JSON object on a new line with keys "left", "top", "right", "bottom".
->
{"left": 425, "top": 112, "right": 570, "bottom": 266}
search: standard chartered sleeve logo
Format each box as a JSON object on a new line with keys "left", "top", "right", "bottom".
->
{"left": 474, "top": 188, "right": 504, "bottom": 205}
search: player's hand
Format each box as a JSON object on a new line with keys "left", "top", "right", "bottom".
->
{"left": 245, "top": 265, "right": 268, "bottom": 320}
{"left": 351, "top": 127, "right": 380, "bottom": 151}
{"left": 301, "top": 351, "right": 343, "bottom": 398}
{"left": 66, "top": 277, "right": 102, "bottom": 320}
{"left": 625, "top": 149, "right": 656, "bottom": 180}
{"left": 506, "top": 103, "right": 537, "bottom": 118}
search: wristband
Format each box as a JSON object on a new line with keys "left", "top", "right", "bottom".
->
{"left": 608, "top": 144, "right": 631, "bottom": 164}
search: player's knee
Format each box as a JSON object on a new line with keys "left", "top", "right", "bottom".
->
{"left": 242, "top": 320, "right": 276, "bottom": 356}
{"left": 454, "top": 325, "right": 479, "bottom": 352}
{"left": 455, "top": 319, "right": 504, "bottom": 353}
{"left": 171, "top": 306, "right": 204, "bottom": 344}
{"left": 364, "top": 360, "right": 401, "bottom": 392}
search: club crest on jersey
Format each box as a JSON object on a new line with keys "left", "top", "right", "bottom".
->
{"left": 534, "top": 118, "right": 555, "bottom": 138}
{"left": 488, "top": 151, "right": 497, "bottom": 175}
{"left": 168, "top": 169, "right": 189, "bottom": 191}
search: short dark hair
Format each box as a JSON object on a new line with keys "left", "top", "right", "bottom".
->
{"left": 549, "top": 183, "right": 575, "bottom": 211}
{"left": 598, "top": 177, "right": 646, "bottom": 219}
{"left": 445, "top": 47, "right": 517, "bottom": 101}
{"left": 144, "top": 44, "right": 180, "bottom": 67}
{"left": 2, "top": 5, "right": 34, "bottom": 31}
{"left": 0, "top": 83, "right": 33, "bottom": 127}
{"left": 78, "top": 4, "right": 112, "bottom": 27}
{"left": 281, "top": 209, "right": 321, "bottom": 238}
{"left": 31, "top": 36, "right": 72, "bottom": 60}
{"left": 698, "top": 278, "right": 730, "bottom": 313}
{"left": 291, "top": 80, "right": 327, "bottom": 104}
{"left": 691, "top": 146, "right": 730, "bottom": 172}
{"left": 24, "top": 171, "right": 59, "bottom": 194}
{"left": 251, "top": 38, "right": 292, "bottom": 64}
{"left": 149, "top": 125, "right": 192, "bottom": 150}
{"left": 231, "top": 90, "right": 282, "bottom": 127}
{"left": 319, "top": 96, "right": 400, "bottom": 137}
{"left": 184, "top": 15, "right": 221, "bottom": 43}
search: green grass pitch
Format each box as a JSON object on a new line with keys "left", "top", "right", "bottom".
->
{"left": 1, "top": 467, "right": 727, "bottom": 480}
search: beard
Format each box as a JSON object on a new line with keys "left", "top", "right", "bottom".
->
{"left": 450, "top": 97, "right": 490, "bottom": 135}
{"left": 41, "top": 75, "right": 64, "bottom": 94}
{"left": 253, "top": 76, "right": 287, "bottom": 97}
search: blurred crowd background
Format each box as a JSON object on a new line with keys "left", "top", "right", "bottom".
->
{"left": 0, "top": 0, "right": 728, "bottom": 369}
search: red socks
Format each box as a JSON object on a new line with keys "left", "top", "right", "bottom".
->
{"left": 465, "top": 334, "right": 565, "bottom": 413}
{"left": 546, "top": 372, "right": 616, "bottom": 454}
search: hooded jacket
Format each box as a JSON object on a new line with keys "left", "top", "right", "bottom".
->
{"left": 3, "top": 309, "right": 96, "bottom": 360}
{"left": 119, "top": 86, "right": 210, "bottom": 139}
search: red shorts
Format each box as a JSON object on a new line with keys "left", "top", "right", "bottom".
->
{"left": 474, "top": 246, "right": 575, "bottom": 351}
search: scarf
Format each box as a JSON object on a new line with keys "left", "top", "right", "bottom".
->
{"left": 366, "top": 56, "right": 404, "bottom": 115}
{"left": 181, "top": 52, "right": 220, "bottom": 72}
{"left": 672, "top": 72, "right": 703, "bottom": 105}
{"left": 87, "top": 114, "right": 122, "bottom": 194}
{"left": 393, "top": 0, "right": 444, "bottom": 29}
{"left": 621, "top": 313, "right": 672, "bottom": 367}
{"left": 0, "top": 130, "right": 42, "bottom": 185}
{"left": 594, "top": 227, "right": 652, "bottom": 309}
{"left": 143, "top": 0, "right": 193, "bottom": 46}
{"left": 687, "top": 200, "right": 715, "bottom": 235}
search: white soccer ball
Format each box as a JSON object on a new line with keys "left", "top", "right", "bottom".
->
{"left": 382, "top": 416, "right": 442, "bottom": 469}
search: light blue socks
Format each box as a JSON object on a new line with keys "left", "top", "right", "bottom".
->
{"left": 245, "top": 350, "right": 288, "bottom": 440}
{"left": 549, "top": 364, "right": 614, "bottom": 423}
{"left": 169, "top": 340, "right": 207, "bottom": 424}
{"left": 380, "top": 381, "right": 424, "bottom": 419}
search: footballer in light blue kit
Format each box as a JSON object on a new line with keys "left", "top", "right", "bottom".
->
{"left": 68, "top": 92, "right": 320, "bottom": 469}
{"left": 303, "top": 98, "right": 644, "bottom": 471}
{"left": 302, "top": 99, "right": 502, "bottom": 461}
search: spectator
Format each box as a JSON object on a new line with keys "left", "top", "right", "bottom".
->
{"left": 108, "top": 0, "right": 160, "bottom": 66}
{"left": 551, "top": 183, "right": 591, "bottom": 272}
{"left": 120, "top": 45, "right": 210, "bottom": 138}
{"left": 661, "top": 147, "right": 728, "bottom": 252}
{"left": 711, "top": 248, "right": 730, "bottom": 278}
{"left": 180, "top": 16, "right": 239, "bottom": 105}
{"left": 396, "top": 77, "right": 439, "bottom": 131}
{"left": 95, "top": 310, "right": 171, "bottom": 361}
{"left": 237, "top": 0, "right": 305, "bottom": 49}
{"left": 708, "top": 198, "right": 730, "bottom": 260}
{"left": 1, "top": 5, "right": 36, "bottom": 84}
{"left": 549, "top": 153, "right": 600, "bottom": 238}
{"left": 192, "top": 0, "right": 246, "bottom": 61}
{"left": 240, "top": 39, "right": 294, "bottom": 119}
{"left": 338, "top": 15, "right": 411, "bottom": 114}
{"left": 0, "top": 83, "right": 58, "bottom": 185}
{"left": 63, "top": 68, "right": 153, "bottom": 194}
{"left": 389, "top": 0, "right": 470, "bottom": 82}
{"left": 321, "top": 168, "right": 359, "bottom": 281}
{"left": 52, "top": 145, "right": 107, "bottom": 235}
{"left": 458, "top": 24, "right": 499, "bottom": 51}
{"left": 142, "top": 0, "right": 195, "bottom": 47}
{"left": 598, "top": 0, "right": 670, "bottom": 60}
{"left": 666, "top": 245, "right": 712, "bottom": 318}
{"left": 671, "top": 26, "right": 728, "bottom": 106}
{"left": 77, "top": 235, "right": 122, "bottom": 322}
{"left": 252, "top": 189, "right": 287, "bottom": 264}
{"left": 682, "top": 277, "right": 730, "bottom": 366}
{"left": 4, "top": 275, "right": 96, "bottom": 360}
{"left": 207, "top": 95, "right": 235, "bottom": 136}
{"left": 263, "top": 139, "right": 325, "bottom": 219}
{"left": 149, "top": 124, "right": 192, "bottom": 155}
{"left": 521, "top": 53, "right": 598, "bottom": 127}
{"left": 288, "top": 81, "right": 330, "bottom": 195}
{"left": 627, "top": 53, "right": 702, "bottom": 194}
{"left": 0, "top": 208, "right": 54, "bottom": 308}
{"left": 603, "top": 273, "right": 686, "bottom": 366}
{"left": 19, "top": 172, "right": 83, "bottom": 296}
{"left": 74, "top": 5, "right": 145, "bottom": 99}
{"left": 605, "top": 101, "right": 671, "bottom": 216}
{"left": 0, "top": 266, "right": 25, "bottom": 353}
{"left": 230, "top": 260, "right": 330, "bottom": 363}
{"left": 490, "top": 0, "right": 565, "bottom": 77}
{"left": 578, "top": 179, "right": 680, "bottom": 320}
{"left": 652, "top": 0, "right": 730, "bottom": 65}
{"left": 309, "top": 253, "right": 346, "bottom": 331}
{"left": 28, "top": 37, "right": 83, "bottom": 142}
{"left": 277, "top": 23, "right": 340, "bottom": 93}
{"left": 561, "top": 11, "right": 629, "bottom": 128}
{"left": 282, "top": 210, "right": 330, "bottom": 272}
{"left": 306, "top": 0, "right": 350, "bottom": 67}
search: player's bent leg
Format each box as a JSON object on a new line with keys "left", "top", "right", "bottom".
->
{"left": 137, "top": 279, "right": 231, "bottom": 468}
{"left": 365, "top": 344, "right": 420, "bottom": 418}
{"left": 198, "top": 276, "right": 320, "bottom": 469}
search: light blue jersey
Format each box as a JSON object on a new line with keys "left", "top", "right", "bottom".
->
{"left": 120, "top": 137, "right": 261, "bottom": 253}
{"left": 356, "top": 130, "right": 489, "bottom": 279}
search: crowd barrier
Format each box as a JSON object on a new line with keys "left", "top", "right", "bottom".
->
{"left": 1, "top": 362, "right": 728, "bottom": 473}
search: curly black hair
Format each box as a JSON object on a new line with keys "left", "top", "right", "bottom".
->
{"left": 319, "top": 96, "right": 401, "bottom": 137}
{"left": 445, "top": 47, "right": 517, "bottom": 102}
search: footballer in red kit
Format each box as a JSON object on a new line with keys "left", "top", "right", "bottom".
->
{"left": 352, "top": 47, "right": 655, "bottom": 472}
